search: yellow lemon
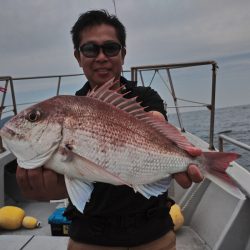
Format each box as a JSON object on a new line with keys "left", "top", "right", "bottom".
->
{"left": 22, "top": 216, "right": 40, "bottom": 229}
{"left": 0, "top": 206, "right": 25, "bottom": 230}
{"left": 169, "top": 204, "right": 184, "bottom": 231}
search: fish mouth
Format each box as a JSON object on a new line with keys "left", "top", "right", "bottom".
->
{"left": 1, "top": 124, "right": 62, "bottom": 167}
{"left": 0, "top": 125, "right": 18, "bottom": 138}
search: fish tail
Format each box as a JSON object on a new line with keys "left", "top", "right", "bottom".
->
{"left": 202, "top": 151, "right": 240, "bottom": 184}
{"left": 201, "top": 151, "right": 245, "bottom": 200}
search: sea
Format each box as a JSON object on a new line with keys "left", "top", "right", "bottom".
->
{"left": 168, "top": 104, "right": 250, "bottom": 172}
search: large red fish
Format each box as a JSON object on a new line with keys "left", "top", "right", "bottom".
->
{"left": 0, "top": 79, "right": 242, "bottom": 212}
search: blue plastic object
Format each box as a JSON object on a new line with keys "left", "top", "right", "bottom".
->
{"left": 48, "top": 207, "right": 71, "bottom": 236}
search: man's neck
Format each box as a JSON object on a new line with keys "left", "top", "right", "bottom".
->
{"left": 89, "top": 77, "right": 122, "bottom": 91}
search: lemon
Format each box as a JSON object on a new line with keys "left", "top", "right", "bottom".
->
{"left": 0, "top": 206, "right": 25, "bottom": 230}
{"left": 22, "top": 216, "right": 40, "bottom": 229}
{"left": 169, "top": 204, "right": 184, "bottom": 231}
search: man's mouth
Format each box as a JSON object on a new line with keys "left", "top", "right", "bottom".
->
{"left": 95, "top": 68, "right": 109, "bottom": 74}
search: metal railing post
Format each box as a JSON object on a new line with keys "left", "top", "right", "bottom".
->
{"left": 166, "top": 69, "right": 185, "bottom": 132}
{"left": 0, "top": 78, "right": 9, "bottom": 120}
{"left": 9, "top": 78, "right": 17, "bottom": 115}
{"left": 218, "top": 136, "right": 224, "bottom": 152}
{"left": 209, "top": 63, "right": 218, "bottom": 150}
{"left": 56, "top": 76, "right": 62, "bottom": 96}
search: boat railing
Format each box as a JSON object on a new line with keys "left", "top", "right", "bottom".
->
{"left": 218, "top": 134, "right": 250, "bottom": 197}
{"left": 0, "top": 71, "right": 131, "bottom": 120}
{"left": 0, "top": 73, "right": 85, "bottom": 120}
{"left": 0, "top": 61, "right": 218, "bottom": 152}
{"left": 0, "top": 73, "right": 84, "bottom": 152}
{"left": 219, "top": 134, "right": 250, "bottom": 152}
{"left": 0, "top": 76, "right": 18, "bottom": 118}
{"left": 131, "top": 60, "right": 218, "bottom": 150}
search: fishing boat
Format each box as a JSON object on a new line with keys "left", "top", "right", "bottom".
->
{"left": 0, "top": 61, "right": 249, "bottom": 250}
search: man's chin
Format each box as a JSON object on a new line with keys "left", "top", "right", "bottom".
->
{"left": 96, "top": 76, "right": 114, "bottom": 86}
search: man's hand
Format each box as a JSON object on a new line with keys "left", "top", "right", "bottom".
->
{"left": 16, "top": 166, "right": 68, "bottom": 201}
{"left": 150, "top": 111, "right": 204, "bottom": 188}
{"left": 173, "top": 164, "right": 203, "bottom": 188}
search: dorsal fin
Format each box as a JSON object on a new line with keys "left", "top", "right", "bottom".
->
{"left": 87, "top": 78, "right": 202, "bottom": 156}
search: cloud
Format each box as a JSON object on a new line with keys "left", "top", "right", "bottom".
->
{"left": 0, "top": 0, "right": 249, "bottom": 108}
{"left": 122, "top": 0, "right": 250, "bottom": 66}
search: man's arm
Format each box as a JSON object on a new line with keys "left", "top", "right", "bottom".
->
{"left": 16, "top": 166, "right": 68, "bottom": 201}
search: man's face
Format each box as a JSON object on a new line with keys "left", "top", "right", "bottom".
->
{"left": 75, "top": 24, "right": 126, "bottom": 89}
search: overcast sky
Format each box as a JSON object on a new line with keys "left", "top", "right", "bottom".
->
{"left": 0, "top": 0, "right": 250, "bottom": 111}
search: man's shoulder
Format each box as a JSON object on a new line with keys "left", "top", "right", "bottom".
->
{"left": 131, "top": 85, "right": 158, "bottom": 95}
{"left": 127, "top": 84, "right": 163, "bottom": 103}
{"left": 122, "top": 79, "right": 167, "bottom": 119}
{"left": 121, "top": 77, "right": 159, "bottom": 99}
{"left": 74, "top": 77, "right": 162, "bottom": 104}
{"left": 75, "top": 82, "right": 91, "bottom": 96}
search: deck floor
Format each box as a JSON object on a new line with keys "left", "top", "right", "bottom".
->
{"left": 0, "top": 202, "right": 209, "bottom": 250}
{"left": 0, "top": 227, "right": 209, "bottom": 250}
{"left": 0, "top": 201, "right": 58, "bottom": 237}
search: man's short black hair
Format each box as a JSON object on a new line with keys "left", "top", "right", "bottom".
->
{"left": 71, "top": 9, "right": 126, "bottom": 50}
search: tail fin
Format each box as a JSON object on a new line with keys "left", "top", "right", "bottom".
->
{"left": 202, "top": 152, "right": 245, "bottom": 200}
{"left": 202, "top": 152, "right": 239, "bottom": 184}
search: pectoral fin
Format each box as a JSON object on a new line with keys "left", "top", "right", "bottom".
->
{"left": 64, "top": 176, "right": 94, "bottom": 213}
{"left": 133, "top": 176, "right": 172, "bottom": 199}
{"left": 63, "top": 143, "right": 132, "bottom": 187}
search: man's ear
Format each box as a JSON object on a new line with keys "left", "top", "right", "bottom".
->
{"left": 122, "top": 47, "right": 126, "bottom": 59}
{"left": 74, "top": 50, "right": 81, "bottom": 66}
{"left": 121, "top": 47, "right": 126, "bottom": 65}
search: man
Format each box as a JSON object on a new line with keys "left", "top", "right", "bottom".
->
{"left": 16, "top": 10, "right": 203, "bottom": 250}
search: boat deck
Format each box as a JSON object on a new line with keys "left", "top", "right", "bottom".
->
{"left": 0, "top": 201, "right": 209, "bottom": 250}
{"left": 0, "top": 228, "right": 209, "bottom": 250}
{"left": 0, "top": 229, "right": 209, "bottom": 249}
{"left": 1, "top": 131, "right": 250, "bottom": 249}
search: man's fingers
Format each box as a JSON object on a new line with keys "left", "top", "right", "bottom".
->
{"left": 16, "top": 166, "right": 67, "bottom": 201}
{"left": 43, "top": 169, "right": 68, "bottom": 199}
{"left": 16, "top": 166, "right": 38, "bottom": 199}
{"left": 27, "top": 168, "right": 44, "bottom": 190}
{"left": 173, "top": 164, "right": 204, "bottom": 189}
{"left": 187, "top": 164, "right": 203, "bottom": 183}
{"left": 173, "top": 172, "right": 192, "bottom": 189}
{"left": 16, "top": 166, "right": 32, "bottom": 191}
{"left": 43, "top": 169, "right": 57, "bottom": 190}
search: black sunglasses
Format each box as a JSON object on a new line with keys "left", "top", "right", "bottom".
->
{"left": 79, "top": 42, "right": 122, "bottom": 58}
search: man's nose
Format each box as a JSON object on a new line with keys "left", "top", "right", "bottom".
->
{"left": 95, "top": 48, "right": 108, "bottom": 61}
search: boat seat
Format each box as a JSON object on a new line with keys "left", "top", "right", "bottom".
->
{"left": 0, "top": 115, "right": 15, "bottom": 206}
{"left": 176, "top": 226, "right": 210, "bottom": 249}
{"left": 0, "top": 151, "right": 16, "bottom": 207}
{"left": 172, "top": 179, "right": 250, "bottom": 250}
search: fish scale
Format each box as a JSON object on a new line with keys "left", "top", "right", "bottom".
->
{"left": 0, "top": 78, "right": 243, "bottom": 213}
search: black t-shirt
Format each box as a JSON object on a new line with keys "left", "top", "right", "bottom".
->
{"left": 64, "top": 77, "right": 174, "bottom": 247}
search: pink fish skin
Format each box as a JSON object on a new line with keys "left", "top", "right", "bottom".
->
{"left": 0, "top": 79, "right": 243, "bottom": 212}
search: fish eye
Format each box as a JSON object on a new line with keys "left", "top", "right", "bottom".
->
{"left": 26, "top": 110, "right": 41, "bottom": 122}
